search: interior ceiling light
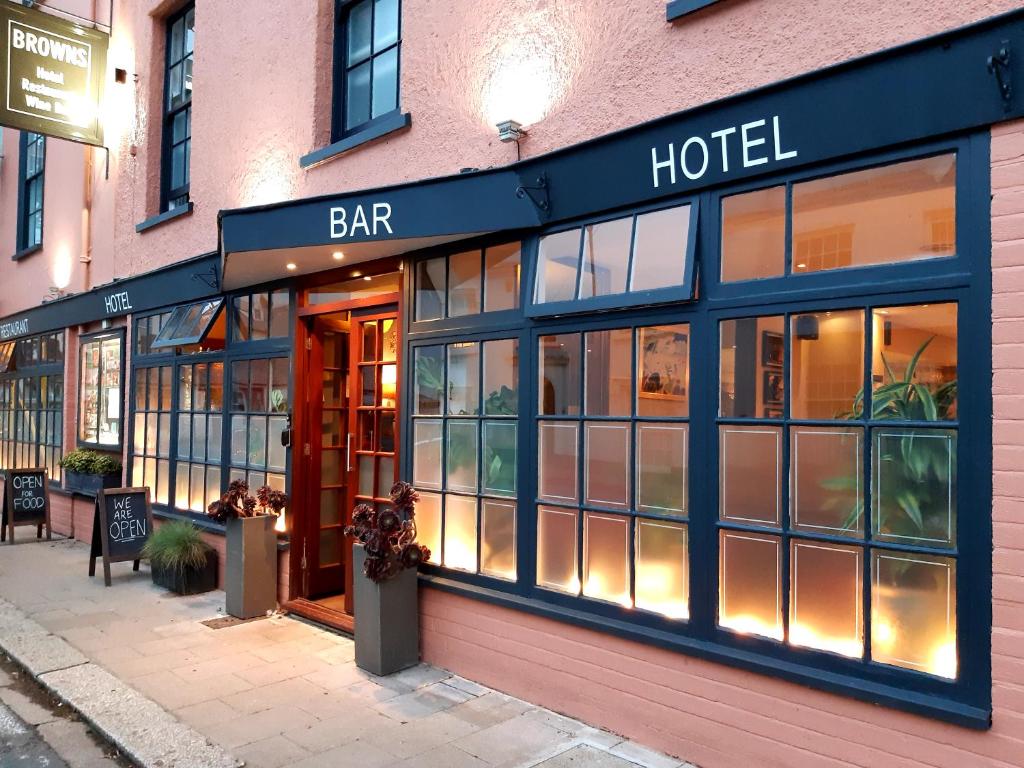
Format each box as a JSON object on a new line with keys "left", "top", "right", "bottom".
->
{"left": 286, "top": 262, "right": 297, "bottom": 271}
{"left": 332, "top": 251, "right": 344, "bottom": 261}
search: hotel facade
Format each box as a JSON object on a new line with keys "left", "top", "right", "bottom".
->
{"left": 1, "top": 1, "right": 1024, "bottom": 764}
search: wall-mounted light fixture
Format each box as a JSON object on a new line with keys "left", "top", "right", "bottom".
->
{"left": 497, "top": 120, "right": 527, "bottom": 143}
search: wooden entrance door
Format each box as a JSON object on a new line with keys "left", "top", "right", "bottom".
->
{"left": 304, "top": 315, "right": 351, "bottom": 598}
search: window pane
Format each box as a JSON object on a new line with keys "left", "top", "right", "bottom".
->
{"left": 790, "top": 541, "right": 863, "bottom": 658}
{"left": 269, "top": 290, "right": 290, "bottom": 338}
{"left": 371, "top": 47, "right": 398, "bottom": 118}
{"left": 721, "top": 186, "right": 786, "bottom": 282}
{"left": 793, "top": 155, "right": 956, "bottom": 274}
{"left": 191, "top": 414, "right": 206, "bottom": 461}
{"left": 636, "top": 423, "right": 687, "bottom": 516}
{"left": 373, "top": 0, "right": 399, "bottom": 50}
{"left": 481, "top": 499, "right": 516, "bottom": 579}
{"left": 248, "top": 416, "right": 268, "bottom": 468}
{"left": 484, "top": 242, "right": 521, "bottom": 312}
{"left": 268, "top": 416, "right": 287, "bottom": 472}
{"left": 872, "top": 428, "right": 956, "bottom": 547}
{"left": 584, "top": 329, "right": 631, "bottom": 416}
{"left": 630, "top": 204, "right": 691, "bottom": 292}
{"left": 483, "top": 339, "right": 517, "bottom": 416}
{"left": 416, "top": 492, "right": 442, "bottom": 564}
{"left": 872, "top": 551, "right": 956, "bottom": 678}
{"left": 415, "top": 258, "right": 445, "bottom": 321}
{"left": 719, "top": 316, "right": 784, "bottom": 418}
{"left": 583, "top": 512, "right": 629, "bottom": 605}
{"left": 347, "top": 0, "right": 373, "bottom": 64}
{"left": 636, "top": 519, "right": 688, "bottom": 619}
{"left": 584, "top": 422, "right": 630, "bottom": 510}
{"left": 719, "top": 426, "right": 781, "bottom": 526}
{"left": 638, "top": 324, "right": 689, "bottom": 417}
{"left": 791, "top": 310, "right": 864, "bottom": 420}
{"left": 381, "top": 318, "right": 397, "bottom": 362}
{"left": 482, "top": 421, "right": 516, "bottom": 497}
{"left": 719, "top": 531, "right": 783, "bottom": 640}
{"left": 269, "top": 359, "right": 288, "bottom": 413}
{"left": 539, "top": 334, "right": 580, "bottom": 416}
{"left": 413, "top": 346, "right": 444, "bottom": 415}
{"left": 210, "top": 363, "right": 224, "bottom": 411}
{"left": 446, "top": 421, "right": 478, "bottom": 494}
{"left": 791, "top": 426, "right": 863, "bottom": 536}
{"left": 245, "top": 290, "right": 266, "bottom": 339}
{"left": 444, "top": 495, "right": 477, "bottom": 572}
{"left": 448, "top": 250, "right": 481, "bottom": 317}
{"left": 358, "top": 454, "right": 374, "bottom": 496}
{"left": 872, "top": 303, "right": 957, "bottom": 420}
{"left": 207, "top": 414, "right": 222, "bottom": 464}
{"left": 231, "top": 361, "right": 249, "bottom": 411}
{"left": 537, "top": 505, "right": 578, "bottom": 593}
{"left": 377, "top": 456, "right": 394, "bottom": 498}
{"left": 447, "top": 343, "right": 479, "bottom": 416}
{"left": 538, "top": 422, "right": 577, "bottom": 503}
{"left": 534, "top": 229, "right": 580, "bottom": 304}
{"left": 232, "top": 295, "right": 251, "bottom": 342}
{"left": 230, "top": 415, "right": 247, "bottom": 465}
{"left": 250, "top": 359, "right": 270, "bottom": 413}
{"left": 412, "top": 419, "right": 442, "bottom": 489}
{"left": 177, "top": 413, "right": 191, "bottom": 460}
{"left": 345, "top": 61, "right": 372, "bottom": 129}
{"left": 578, "top": 217, "right": 632, "bottom": 299}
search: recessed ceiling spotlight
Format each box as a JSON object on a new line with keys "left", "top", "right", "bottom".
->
{"left": 332, "top": 251, "right": 344, "bottom": 261}
{"left": 286, "top": 262, "right": 297, "bottom": 271}
{"left": 363, "top": 276, "right": 372, "bottom": 281}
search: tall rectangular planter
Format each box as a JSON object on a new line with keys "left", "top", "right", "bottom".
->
{"left": 225, "top": 515, "right": 277, "bottom": 619}
{"left": 353, "top": 545, "right": 419, "bottom": 676}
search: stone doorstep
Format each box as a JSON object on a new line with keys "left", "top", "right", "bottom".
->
{"left": 0, "top": 596, "right": 242, "bottom": 768}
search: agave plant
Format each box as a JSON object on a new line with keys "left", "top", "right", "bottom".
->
{"left": 831, "top": 337, "right": 957, "bottom": 540}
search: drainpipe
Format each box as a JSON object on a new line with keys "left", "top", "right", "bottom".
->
{"left": 79, "top": 0, "right": 98, "bottom": 293}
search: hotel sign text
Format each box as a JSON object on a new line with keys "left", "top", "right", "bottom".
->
{"left": 0, "top": 3, "right": 107, "bottom": 146}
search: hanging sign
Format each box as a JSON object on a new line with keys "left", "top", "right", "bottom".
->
{"left": 89, "top": 487, "right": 152, "bottom": 587}
{"left": 2, "top": 468, "right": 51, "bottom": 544}
{"left": 0, "top": 2, "right": 107, "bottom": 146}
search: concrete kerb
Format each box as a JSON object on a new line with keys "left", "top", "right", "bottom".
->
{"left": 0, "top": 596, "right": 242, "bottom": 768}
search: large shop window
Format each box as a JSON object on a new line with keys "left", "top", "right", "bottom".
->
{"left": 412, "top": 144, "right": 987, "bottom": 720}
{"left": 0, "top": 333, "right": 64, "bottom": 484}
{"left": 129, "top": 289, "right": 291, "bottom": 521}
{"left": 161, "top": 3, "right": 194, "bottom": 212}
{"left": 411, "top": 337, "right": 519, "bottom": 577}
{"left": 333, "top": 0, "right": 401, "bottom": 139}
{"left": 78, "top": 331, "right": 124, "bottom": 448}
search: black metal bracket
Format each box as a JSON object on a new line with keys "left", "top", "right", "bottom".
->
{"left": 516, "top": 173, "right": 550, "bottom": 217}
{"left": 192, "top": 265, "right": 220, "bottom": 292}
{"left": 988, "top": 40, "right": 1012, "bottom": 109}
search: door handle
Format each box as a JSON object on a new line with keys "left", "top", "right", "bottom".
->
{"left": 346, "top": 433, "right": 353, "bottom": 472}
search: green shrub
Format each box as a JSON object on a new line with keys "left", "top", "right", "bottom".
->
{"left": 142, "top": 521, "right": 212, "bottom": 574}
{"left": 59, "top": 449, "right": 122, "bottom": 475}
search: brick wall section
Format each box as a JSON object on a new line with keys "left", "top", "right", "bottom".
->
{"left": 420, "top": 123, "right": 1024, "bottom": 768}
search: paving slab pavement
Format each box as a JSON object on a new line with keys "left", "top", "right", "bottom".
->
{"left": 0, "top": 537, "right": 696, "bottom": 768}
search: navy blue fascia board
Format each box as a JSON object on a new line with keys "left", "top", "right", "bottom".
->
{"left": 220, "top": 167, "right": 543, "bottom": 254}
{"left": 220, "top": 9, "right": 1024, "bottom": 257}
{"left": 0, "top": 253, "right": 221, "bottom": 342}
{"left": 666, "top": 0, "right": 720, "bottom": 22}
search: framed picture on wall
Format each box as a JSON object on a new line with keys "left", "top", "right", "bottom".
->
{"left": 638, "top": 326, "right": 688, "bottom": 401}
{"left": 761, "top": 331, "right": 784, "bottom": 367}
{"left": 763, "top": 370, "right": 784, "bottom": 406}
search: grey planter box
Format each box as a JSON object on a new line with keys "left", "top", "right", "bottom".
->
{"left": 225, "top": 515, "right": 278, "bottom": 619}
{"left": 353, "top": 545, "right": 419, "bottom": 676}
{"left": 63, "top": 470, "right": 121, "bottom": 497}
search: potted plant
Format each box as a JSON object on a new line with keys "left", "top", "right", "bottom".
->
{"left": 208, "top": 481, "right": 286, "bottom": 619}
{"left": 143, "top": 520, "right": 218, "bottom": 595}
{"left": 59, "top": 449, "right": 122, "bottom": 496}
{"left": 345, "top": 482, "right": 431, "bottom": 676}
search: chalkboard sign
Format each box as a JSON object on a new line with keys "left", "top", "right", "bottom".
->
{"left": 2, "top": 468, "right": 50, "bottom": 544}
{"left": 89, "top": 487, "right": 153, "bottom": 587}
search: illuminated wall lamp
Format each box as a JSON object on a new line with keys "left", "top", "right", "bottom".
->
{"left": 496, "top": 120, "right": 527, "bottom": 143}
